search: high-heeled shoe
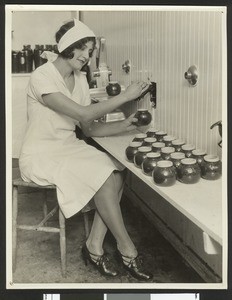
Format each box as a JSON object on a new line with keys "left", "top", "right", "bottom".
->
{"left": 81, "top": 243, "right": 118, "bottom": 277}
{"left": 117, "top": 250, "right": 153, "bottom": 281}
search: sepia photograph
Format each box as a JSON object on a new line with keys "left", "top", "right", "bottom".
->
{"left": 5, "top": 4, "right": 227, "bottom": 290}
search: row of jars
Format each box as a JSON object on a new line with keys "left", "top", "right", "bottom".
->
{"left": 125, "top": 128, "right": 222, "bottom": 187}
{"left": 12, "top": 44, "right": 58, "bottom": 73}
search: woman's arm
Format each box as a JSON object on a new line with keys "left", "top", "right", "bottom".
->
{"left": 42, "top": 82, "right": 149, "bottom": 124}
{"left": 80, "top": 114, "right": 138, "bottom": 137}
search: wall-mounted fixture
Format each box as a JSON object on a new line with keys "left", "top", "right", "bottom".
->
{"left": 184, "top": 65, "right": 198, "bottom": 86}
{"left": 135, "top": 81, "right": 157, "bottom": 108}
{"left": 122, "top": 59, "right": 131, "bottom": 74}
{"left": 210, "top": 120, "right": 222, "bottom": 148}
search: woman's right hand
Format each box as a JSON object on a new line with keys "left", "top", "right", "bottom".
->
{"left": 123, "top": 81, "right": 150, "bottom": 102}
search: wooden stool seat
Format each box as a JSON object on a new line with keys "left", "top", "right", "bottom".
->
{"left": 12, "top": 177, "right": 91, "bottom": 277}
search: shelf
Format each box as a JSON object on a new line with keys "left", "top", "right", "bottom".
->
{"left": 12, "top": 73, "right": 31, "bottom": 77}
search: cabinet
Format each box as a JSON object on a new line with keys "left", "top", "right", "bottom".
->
{"left": 93, "top": 133, "right": 223, "bottom": 283}
{"left": 12, "top": 74, "right": 30, "bottom": 158}
{"left": 126, "top": 173, "right": 222, "bottom": 282}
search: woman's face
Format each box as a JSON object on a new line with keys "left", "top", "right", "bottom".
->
{"left": 68, "top": 41, "right": 95, "bottom": 71}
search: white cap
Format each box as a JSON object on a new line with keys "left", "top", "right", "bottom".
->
{"left": 58, "top": 19, "right": 96, "bottom": 53}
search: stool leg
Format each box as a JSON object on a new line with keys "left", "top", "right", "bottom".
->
{"left": 59, "top": 209, "right": 66, "bottom": 277}
{"left": 12, "top": 186, "right": 18, "bottom": 272}
{"left": 83, "top": 212, "right": 90, "bottom": 238}
{"left": 43, "top": 190, "right": 48, "bottom": 225}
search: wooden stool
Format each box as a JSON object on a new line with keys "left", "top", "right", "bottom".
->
{"left": 12, "top": 178, "right": 91, "bottom": 277}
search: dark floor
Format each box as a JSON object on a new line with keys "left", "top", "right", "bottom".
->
{"left": 12, "top": 160, "right": 204, "bottom": 284}
{"left": 12, "top": 191, "right": 204, "bottom": 284}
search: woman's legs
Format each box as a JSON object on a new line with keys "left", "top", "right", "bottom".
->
{"left": 86, "top": 171, "right": 137, "bottom": 258}
{"left": 86, "top": 171, "right": 125, "bottom": 255}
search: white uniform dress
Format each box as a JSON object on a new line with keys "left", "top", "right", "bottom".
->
{"left": 19, "top": 61, "right": 123, "bottom": 218}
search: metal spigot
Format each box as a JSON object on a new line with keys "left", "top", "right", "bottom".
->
{"left": 135, "top": 81, "right": 157, "bottom": 108}
{"left": 184, "top": 65, "right": 198, "bottom": 86}
{"left": 122, "top": 60, "right": 131, "bottom": 74}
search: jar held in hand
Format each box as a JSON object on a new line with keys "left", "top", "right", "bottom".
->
{"left": 133, "top": 109, "right": 152, "bottom": 126}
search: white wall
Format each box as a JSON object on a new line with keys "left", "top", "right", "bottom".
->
{"left": 10, "top": 8, "right": 226, "bottom": 158}
{"left": 11, "top": 11, "right": 76, "bottom": 50}
{"left": 82, "top": 9, "right": 225, "bottom": 157}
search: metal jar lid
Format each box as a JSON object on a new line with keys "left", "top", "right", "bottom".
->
{"left": 161, "top": 147, "right": 175, "bottom": 154}
{"left": 170, "top": 152, "right": 185, "bottom": 159}
{"left": 129, "top": 141, "right": 143, "bottom": 147}
{"left": 181, "top": 158, "right": 197, "bottom": 165}
{"left": 157, "top": 160, "right": 173, "bottom": 168}
{"left": 172, "top": 139, "right": 185, "bottom": 146}
{"left": 192, "top": 149, "right": 207, "bottom": 156}
{"left": 204, "top": 154, "right": 220, "bottom": 163}
{"left": 138, "top": 146, "right": 152, "bottom": 152}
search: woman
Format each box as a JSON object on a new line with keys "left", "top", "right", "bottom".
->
{"left": 19, "top": 19, "right": 152, "bottom": 281}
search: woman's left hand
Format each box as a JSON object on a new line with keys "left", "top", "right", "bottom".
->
{"left": 122, "top": 114, "right": 138, "bottom": 132}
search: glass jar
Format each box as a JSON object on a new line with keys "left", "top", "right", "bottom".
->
{"left": 152, "top": 160, "right": 176, "bottom": 186}
{"left": 200, "top": 155, "right": 222, "bottom": 180}
{"left": 132, "top": 133, "right": 147, "bottom": 143}
{"left": 134, "top": 109, "right": 152, "bottom": 126}
{"left": 163, "top": 135, "right": 176, "bottom": 147}
{"left": 142, "top": 137, "right": 157, "bottom": 147}
{"left": 161, "top": 147, "right": 175, "bottom": 160}
{"left": 106, "top": 81, "right": 121, "bottom": 96}
{"left": 142, "top": 152, "right": 161, "bottom": 176}
{"left": 181, "top": 144, "right": 195, "bottom": 158}
{"left": 177, "top": 158, "right": 201, "bottom": 184}
{"left": 155, "top": 130, "right": 167, "bottom": 142}
{"left": 125, "top": 141, "right": 143, "bottom": 162}
{"left": 170, "top": 152, "right": 185, "bottom": 169}
{"left": 152, "top": 142, "right": 165, "bottom": 153}
{"left": 192, "top": 149, "right": 207, "bottom": 167}
{"left": 134, "top": 146, "right": 152, "bottom": 168}
{"left": 146, "top": 127, "right": 160, "bottom": 138}
{"left": 172, "top": 139, "right": 185, "bottom": 152}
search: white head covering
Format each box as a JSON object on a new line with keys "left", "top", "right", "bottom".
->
{"left": 57, "top": 19, "right": 96, "bottom": 53}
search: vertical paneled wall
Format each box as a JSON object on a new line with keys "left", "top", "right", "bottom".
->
{"left": 82, "top": 10, "right": 223, "bottom": 156}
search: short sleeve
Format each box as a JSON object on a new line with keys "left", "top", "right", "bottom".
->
{"left": 27, "top": 67, "right": 60, "bottom": 105}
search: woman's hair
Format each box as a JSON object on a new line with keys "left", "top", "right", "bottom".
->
{"left": 55, "top": 20, "right": 96, "bottom": 59}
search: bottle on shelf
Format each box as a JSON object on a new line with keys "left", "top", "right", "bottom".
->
{"left": 34, "top": 45, "right": 47, "bottom": 69}
{"left": 23, "top": 45, "right": 33, "bottom": 73}
{"left": 12, "top": 50, "right": 19, "bottom": 73}
{"left": 18, "top": 51, "right": 26, "bottom": 73}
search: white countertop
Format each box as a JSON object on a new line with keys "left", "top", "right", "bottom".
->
{"left": 93, "top": 130, "right": 223, "bottom": 245}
